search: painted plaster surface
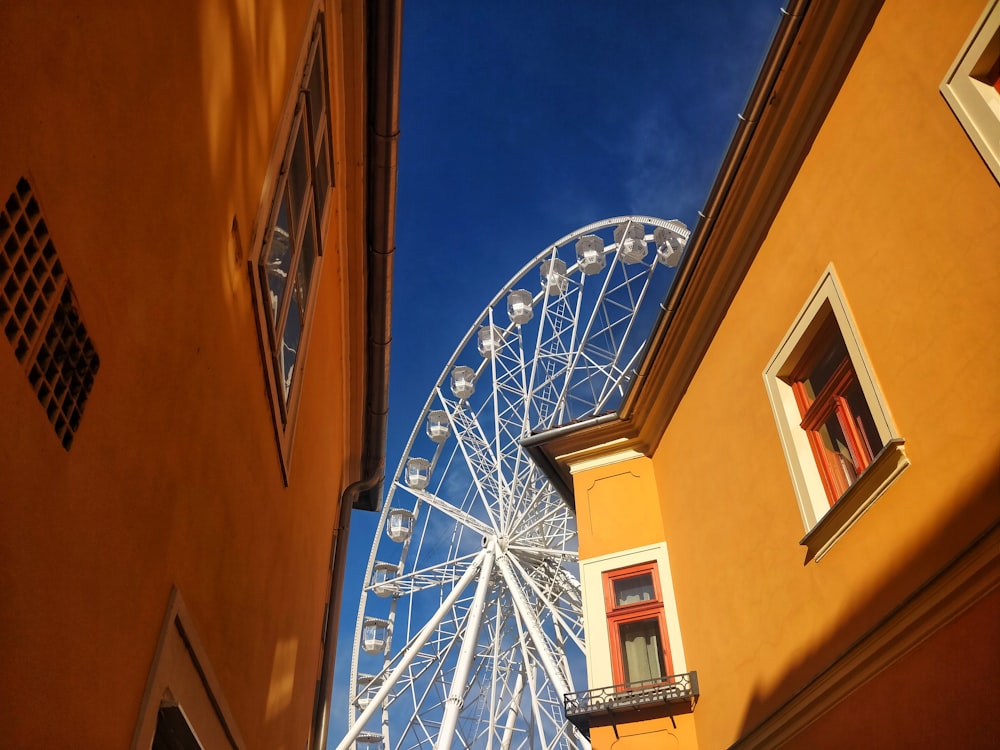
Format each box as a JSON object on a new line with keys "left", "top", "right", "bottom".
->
{"left": 0, "top": 1, "right": 369, "bottom": 747}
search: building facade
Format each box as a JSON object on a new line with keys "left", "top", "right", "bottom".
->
{"left": 542, "top": 1, "right": 1000, "bottom": 748}
{"left": 0, "top": 1, "right": 400, "bottom": 748}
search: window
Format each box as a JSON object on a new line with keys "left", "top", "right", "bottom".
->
{"left": 788, "top": 315, "right": 882, "bottom": 505}
{"left": 132, "top": 589, "right": 244, "bottom": 749}
{"left": 152, "top": 703, "right": 204, "bottom": 750}
{"left": 941, "top": 0, "right": 1000, "bottom": 182}
{"left": 250, "top": 17, "right": 335, "bottom": 480}
{"left": 579, "top": 542, "right": 687, "bottom": 693}
{"left": 764, "top": 267, "right": 908, "bottom": 561}
{"left": 603, "top": 562, "right": 672, "bottom": 688}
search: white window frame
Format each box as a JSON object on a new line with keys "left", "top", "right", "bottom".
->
{"left": 579, "top": 542, "right": 687, "bottom": 691}
{"left": 941, "top": 0, "right": 1000, "bottom": 182}
{"left": 131, "top": 589, "right": 245, "bottom": 750}
{"left": 763, "top": 266, "right": 909, "bottom": 562}
{"left": 248, "top": 9, "right": 336, "bottom": 484}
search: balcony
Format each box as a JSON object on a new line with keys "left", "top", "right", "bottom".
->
{"left": 564, "top": 672, "right": 699, "bottom": 739}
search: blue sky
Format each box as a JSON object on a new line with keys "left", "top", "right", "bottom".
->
{"left": 331, "top": 0, "right": 781, "bottom": 742}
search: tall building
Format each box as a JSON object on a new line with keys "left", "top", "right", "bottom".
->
{"left": 532, "top": 1, "right": 1000, "bottom": 748}
{"left": 0, "top": 1, "right": 401, "bottom": 747}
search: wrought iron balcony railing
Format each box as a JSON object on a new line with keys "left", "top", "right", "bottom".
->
{"left": 563, "top": 672, "right": 699, "bottom": 738}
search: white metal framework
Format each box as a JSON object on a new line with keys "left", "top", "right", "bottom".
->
{"left": 342, "top": 216, "right": 689, "bottom": 750}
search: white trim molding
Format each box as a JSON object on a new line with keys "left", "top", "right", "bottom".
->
{"left": 941, "top": 0, "right": 1000, "bottom": 182}
{"left": 763, "top": 265, "right": 908, "bottom": 561}
{"left": 131, "top": 588, "right": 246, "bottom": 750}
{"left": 579, "top": 542, "right": 688, "bottom": 691}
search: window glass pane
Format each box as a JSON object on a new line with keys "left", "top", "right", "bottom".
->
{"left": 279, "top": 258, "right": 307, "bottom": 402}
{"left": 619, "top": 618, "right": 665, "bottom": 685}
{"left": 800, "top": 335, "right": 849, "bottom": 402}
{"left": 314, "top": 137, "right": 331, "bottom": 217}
{"left": 262, "top": 194, "right": 292, "bottom": 327}
{"left": 306, "top": 50, "right": 327, "bottom": 143}
{"left": 287, "top": 114, "right": 311, "bottom": 232}
{"left": 613, "top": 573, "right": 655, "bottom": 607}
{"left": 816, "top": 412, "right": 859, "bottom": 497}
{"left": 300, "top": 209, "right": 317, "bottom": 288}
{"left": 843, "top": 379, "right": 882, "bottom": 460}
{"left": 152, "top": 705, "right": 202, "bottom": 750}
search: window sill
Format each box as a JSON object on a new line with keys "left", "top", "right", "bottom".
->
{"left": 800, "top": 438, "right": 908, "bottom": 562}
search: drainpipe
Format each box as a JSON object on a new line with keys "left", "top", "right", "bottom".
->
{"left": 311, "top": 0, "right": 401, "bottom": 748}
{"left": 520, "top": 413, "right": 622, "bottom": 508}
{"left": 312, "top": 470, "right": 382, "bottom": 750}
{"left": 355, "top": 0, "right": 402, "bottom": 513}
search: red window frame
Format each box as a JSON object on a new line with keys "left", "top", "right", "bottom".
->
{"left": 603, "top": 562, "right": 672, "bottom": 689}
{"left": 790, "top": 318, "right": 881, "bottom": 506}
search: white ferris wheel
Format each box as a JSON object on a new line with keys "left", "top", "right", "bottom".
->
{"left": 339, "top": 216, "right": 689, "bottom": 750}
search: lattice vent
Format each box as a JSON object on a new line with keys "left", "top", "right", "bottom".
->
{"left": 1, "top": 177, "right": 99, "bottom": 449}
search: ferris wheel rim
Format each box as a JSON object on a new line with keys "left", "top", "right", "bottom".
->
{"left": 345, "top": 215, "right": 689, "bottom": 750}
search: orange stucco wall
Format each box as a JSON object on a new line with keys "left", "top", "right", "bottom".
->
{"left": 0, "top": 1, "right": 367, "bottom": 747}
{"left": 572, "top": 1, "right": 999, "bottom": 749}
{"left": 647, "top": 0, "right": 999, "bottom": 748}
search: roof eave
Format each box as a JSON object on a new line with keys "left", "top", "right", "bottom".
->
{"left": 527, "top": 0, "right": 884, "bottom": 506}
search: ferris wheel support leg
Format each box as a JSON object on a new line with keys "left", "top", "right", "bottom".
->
{"left": 495, "top": 553, "right": 592, "bottom": 750}
{"left": 435, "top": 542, "right": 497, "bottom": 750}
{"left": 335, "top": 548, "right": 487, "bottom": 750}
{"left": 494, "top": 554, "right": 571, "bottom": 699}
{"left": 499, "top": 670, "right": 525, "bottom": 750}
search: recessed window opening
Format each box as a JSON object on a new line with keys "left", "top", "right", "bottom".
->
{"left": 941, "top": 0, "right": 1000, "bottom": 180}
{"left": 152, "top": 703, "right": 204, "bottom": 750}
{"left": 603, "top": 562, "right": 673, "bottom": 688}
{"left": 764, "top": 266, "right": 908, "bottom": 560}
{"left": 786, "top": 312, "right": 883, "bottom": 505}
{"left": 249, "top": 15, "right": 335, "bottom": 479}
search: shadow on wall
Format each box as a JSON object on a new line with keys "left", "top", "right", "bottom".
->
{"left": 731, "top": 468, "right": 1000, "bottom": 749}
{"left": 197, "top": 0, "right": 292, "bottom": 310}
{"left": 0, "top": 0, "right": 324, "bottom": 746}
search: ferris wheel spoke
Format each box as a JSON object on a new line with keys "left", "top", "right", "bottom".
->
{"left": 437, "top": 415, "right": 504, "bottom": 533}
{"left": 364, "top": 550, "right": 482, "bottom": 597}
{"left": 592, "top": 344, "right": 645, "bottom": 415}
{"left": 555, "top": 263, "right": 624, "bottom": 415}
{"left": 507, "top": 488, "right": 573, "bottom": 545}
{"left": 590, "top": 280, "right": 661, "bottom": 411}
{"left": 495, "top": 554, "right": 572, "bottom": 698}
{"left": 339, "top": 549, "right": 487, "bottom": 750}
{"left": 397, "top": 483, "right": 494, "bottom": 539}
{"left": 506, "top": 554, "right": 585, "bottom": 653}
{"left": 509, "top": 613, "right": 551, "bottom": 750}
{"left": 507, "top": 544, "right": 578, "bottom": 562}
{"left": 437, "top": 543, "right": 495, "bottom": 749}
{"left": 349, "top": 217, "right": 687, "bottom": 750}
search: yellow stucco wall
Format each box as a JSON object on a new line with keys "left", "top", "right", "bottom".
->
{"left": 571, "top": 1, "right": 998, "bottom": 748}
{"left": 589, "top": 714, "right": 699, "bottom": 750}
{"left": 572, "top": 458, "right": 700, "bottom": 750}
{"left": 0, "top": 1, "right": 368, "bottom": 747}
{"left": 575, "top": 458, "right": 668, "bottom": 561}
{"left": 647, "top": 0, "right": 999, "bottom": 747}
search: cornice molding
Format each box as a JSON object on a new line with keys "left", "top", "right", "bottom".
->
{"left": 526, "top": 1, "right": 885, "bottom": 493}
{"left": 629, "top": 0, "right": 885, "bottom": 455}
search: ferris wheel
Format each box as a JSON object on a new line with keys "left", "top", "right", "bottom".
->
{"left": 338, "top": 216, "right": 689, "bottom": 750}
